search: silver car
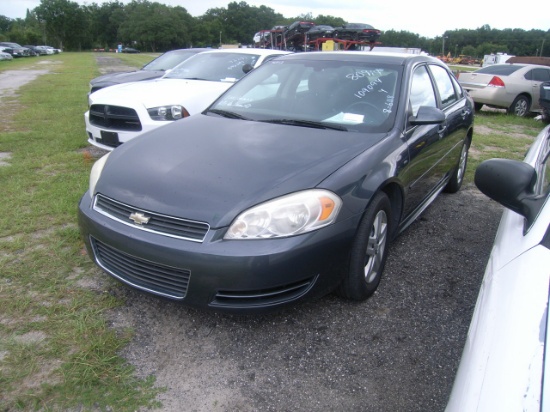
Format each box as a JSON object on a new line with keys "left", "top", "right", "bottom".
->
{"left": 458, "top": 63, "right": 550, "bottom": 116}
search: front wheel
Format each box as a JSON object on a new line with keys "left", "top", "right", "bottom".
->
{"left": 337, "top": 192, "right": 392, "bottom": 301}
{"left": 508, "top": 95, "right": 530, "bottom": 117}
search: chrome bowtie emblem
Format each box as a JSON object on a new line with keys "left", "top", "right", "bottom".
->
{"left": 129, "top": 212, "right": 150, "bottom": 225}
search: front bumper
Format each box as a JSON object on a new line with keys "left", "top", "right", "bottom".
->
{"left": 78, "top": 192, "right": 358, "bottom": 313}
{"left": 84, "top": 110, "right": 170, "bottom": 151}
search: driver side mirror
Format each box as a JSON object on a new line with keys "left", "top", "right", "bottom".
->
{"left": 408, "top": 106, "right": 445, "bottom": 125}
{"left": 242, "top": 64, "right": 254, "bottom": 74}
{"left": 475, "top": 158, "right": 544, "bottom": 228}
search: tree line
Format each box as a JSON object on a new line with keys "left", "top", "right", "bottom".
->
{"left": 0, "top": 0, "right": 548, "bottom": 58}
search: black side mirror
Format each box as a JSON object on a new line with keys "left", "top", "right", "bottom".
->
{"left": 475, "top": 158, "right": 544, "bottom": 227}
{"left": 409, "top": 106, "right": 445, "bottom": 125}
{"left": 242, "top": 64, "right": 253, "bottom": 74}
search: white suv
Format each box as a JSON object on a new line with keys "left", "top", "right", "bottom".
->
{"left": 85, "top": 48, "right": 289, "bottom": 150}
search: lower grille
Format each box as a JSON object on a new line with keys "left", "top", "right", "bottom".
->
{"left": 89, "top": 104, "right": 142, "bottom": 131}
{"left": 211, "top": 276, "right": 317, "bottom": 308}
{"left": 91, "top": 237, "right": 190, "bottom": 300}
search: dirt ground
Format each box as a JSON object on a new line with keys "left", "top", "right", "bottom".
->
{"left": 3, "top": 56, "right": 504, "bottom": 412}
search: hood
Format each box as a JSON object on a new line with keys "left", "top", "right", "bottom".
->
{"left": 89, "top": 78, "right": 234, "bottom": 114}
{"left": 90, "top": 70, "right": 164, "bottom": 86}
{"left": 98, "top": 115, "right": 385, "bottom": 228}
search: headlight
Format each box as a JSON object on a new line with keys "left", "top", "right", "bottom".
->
{"left": 89, "top": 153, "right": 110, "bottom": 198}
{"left": 224, "top": 190, "right": 342, "bottom": 239}
{"left": 147, "top": 105, "right": 189, "bottom": 121}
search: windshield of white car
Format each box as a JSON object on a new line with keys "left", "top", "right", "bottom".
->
{"left": 143, "top": 50, "right": 202, "bottom": 71}
{"left": 163, "top": 52, "right": 261, "bottom": 82}
{"left": 207, "top": 59, "right": 401, "bottom": 133}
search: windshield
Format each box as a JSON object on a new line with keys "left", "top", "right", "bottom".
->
{"left": 143, "top": 50, "right": 202, "bottom": 72}
{"left": 163, "top": 52, "right": 261, "bottom": 82}
{"left": 208, "top": 58, "right": 401, "bottom": 133}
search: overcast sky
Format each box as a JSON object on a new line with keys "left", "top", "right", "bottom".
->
{"left": 1, "top": 0, "right": 548, "bottom": 39}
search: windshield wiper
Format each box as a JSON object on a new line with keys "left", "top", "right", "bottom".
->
{"left": 206, "top": 109, "right": 250, "bottom": 120}
{"left": 260, "top": 119, "right": 347, "bottom": 131}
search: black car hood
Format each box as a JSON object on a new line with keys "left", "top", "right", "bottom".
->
{"left": 90, "top": 70, "right": 164, "bottom": 86}
{"left": 98, "top": 115, "right": 385, "bottom": 228}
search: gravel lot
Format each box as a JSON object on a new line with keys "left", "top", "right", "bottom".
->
{"left": 102, "top": 187, "right": 501, "bottom": 412}
{"left": 4, "top": 56, "right": 504, "bottom": 411}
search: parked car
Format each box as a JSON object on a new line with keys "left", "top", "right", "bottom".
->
{"left": 24, "top": 45, "right": 48, "bottom": 56}
{"left": 0, "top": 49, "right": 13, "bottom": 61}
{"left": 446, "top": 123, "right": 550, "bottom": 412}
{"left": 284, "top": 20, "right": 316, "bottom": 49}
{"left": 89, "top": 48, "right": 209, "bottom": 94}
{"left": 35, "top": 45, "right": 55, "bottom": 55}
{"left": 121, "top": 47, "right": 140, "bottom": 53}
{"left": 0, "top": 42, "right": 30, "bottom": 57}
{"left": 333, "top": 23, "right": 381, "bottom": 43}
{"left": 285, "top": 20, "right": 316, "bottom": 41}
{"left": 78, "top": 51, "right": 474, "bottom": 313}
{"left": 541, "top": 81, "right": 550, "bottom": 123}
{"left": 458, "top": 63, "right": 550, "bottom": 116}
{"left": 85, "top": 48, "right": 289, "bottom": 150}
{"left": 306, "top": 25, "right": 335, "bottom": 41}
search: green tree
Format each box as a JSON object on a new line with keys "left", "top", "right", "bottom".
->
{"left": 312, "top": 15, "right": 346, "bottom": 28}
{"left": 85, "top": 1, "right": 126, "bottom": 49}
{"left": 0, "top": 15, "right": 13, "bottom": 36}
{"left": 118, "top": 0, "right": 193, "bottom": 51}
{"left": 34, "top": 0, "right": 85, "bottom": 49}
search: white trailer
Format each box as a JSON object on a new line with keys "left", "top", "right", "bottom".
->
{"left": 482, "top": 53, "right": 514, "bottom": 67}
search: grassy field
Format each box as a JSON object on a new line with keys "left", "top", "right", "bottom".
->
{"left": 0, "top": 53, "right": 545, "bottom": 411}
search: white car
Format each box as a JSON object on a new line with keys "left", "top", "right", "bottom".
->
{"left": 85, "top": 48, "right": 290, "bottom": 150}
{"left": 0, "top": 48, "right": 13, "bottom": 61}
{"left": 446, "top": 124, "right": 550, "bottom": 411}
{"left": 35, "top": 45, "right": 56, "bottom": 55}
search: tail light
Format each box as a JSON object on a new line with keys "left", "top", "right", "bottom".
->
{"left": 488, "top": 76, "right": 505, "bottom": 87}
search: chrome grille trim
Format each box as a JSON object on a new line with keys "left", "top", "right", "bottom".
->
{"left": 210, "top": 276, "right": 318, "bottom": 308}
{"left": 91, "top": 237, "right": 189, "bottom": 300}
{"left": 93, "top": 194, "right": 209, "bottom": 242}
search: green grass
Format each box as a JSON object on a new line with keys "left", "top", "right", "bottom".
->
{"left": 0, "top": 53, "right": 162, "bottom": 411}
{"left": 0, "top": 52, "right": 545, "bottom": 410}
{"left": 464, "top": 109, "right": 542, "bottom": 183}
{"left": 114, "top": 51, "right": 161, "bottom": 67}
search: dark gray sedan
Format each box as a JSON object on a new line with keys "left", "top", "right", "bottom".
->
{"left": 78, "top": 52, "right": 474, "bottom": 313}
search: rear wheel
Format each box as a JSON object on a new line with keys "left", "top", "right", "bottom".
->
{"left": 508, "top": 95, "right": 530, "bottom": 117}
{"left": 337, "top": 192, "right": 391, "bottom": 301}
{"left": 445, "top": 139, "right": 470, "bottom": 193}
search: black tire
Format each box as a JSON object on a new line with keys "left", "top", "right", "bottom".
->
{"left": 337, "top": 192, "right": 391, "bottom": 301}
{"left": 444, "top": 138, "right": 470, "bottom": 193}
{"left": 508, "top": 95, "right": 530, "bottom": 117}
{"left": 474, "top": 102, "right": 483, "bottom": 111}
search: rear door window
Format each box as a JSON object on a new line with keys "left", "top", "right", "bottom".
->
{"left": 429, "top": 65, "right": 458, "bottom": 108}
